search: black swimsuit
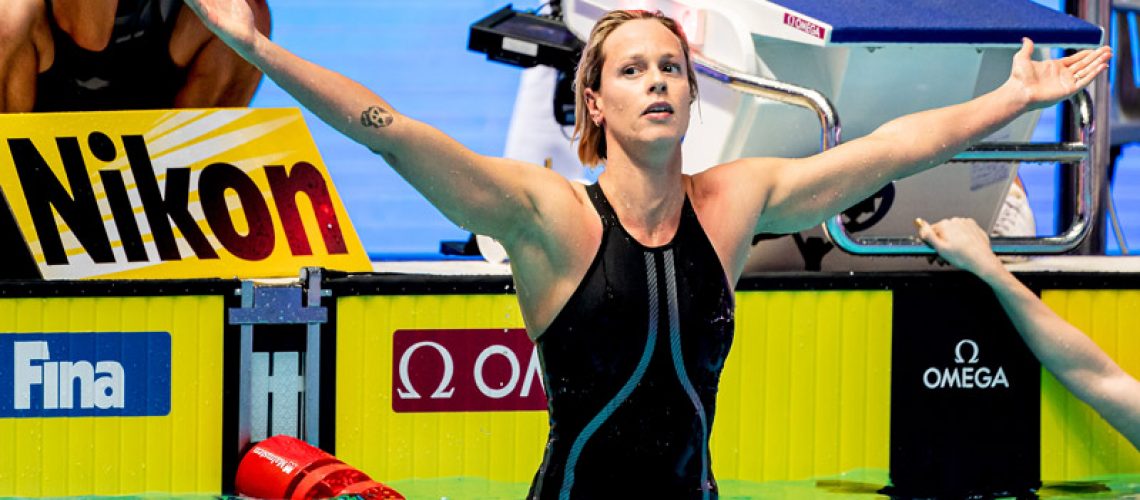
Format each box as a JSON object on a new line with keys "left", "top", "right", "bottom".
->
{"left": 35, "top": 0, "right": 185, "bottom": 112}
{"left": 529, "top": 182, "right": 735, "bottom": 499}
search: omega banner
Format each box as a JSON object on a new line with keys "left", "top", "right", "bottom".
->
{"left": 392, "top": 328, "right": 547, "bottom": 412}
{"left": 888, "top": 277, "right": 1041, "bottom": 498}
{"left": 0, "top": 108, "right": 371, "bottom": 280}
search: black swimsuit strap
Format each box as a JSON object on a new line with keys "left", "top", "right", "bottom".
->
{"left": 585, "top": 182, "right": 619, "bottom": 229}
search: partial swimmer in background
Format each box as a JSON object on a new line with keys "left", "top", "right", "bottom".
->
{"left": 183, "top": 0, "right": 1111, "bottom": 496}
{"left": 917, "top": 216, "right": 1140, "bottom": 452}
{"left": 0, "top": 0, "right": 270, "bottom": 112}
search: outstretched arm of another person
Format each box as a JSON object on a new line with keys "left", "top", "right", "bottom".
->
{"left": 736, "top": 39, "right": 1111, "bottom": 235}
{"left": 172, "top": 0, "right": 272, "bottom": 107}
{"left": 916, "top": 217, "right": 1140, "bottom": 451}
{"left": 182, "top": 0, "right": 576, "bottom": 241}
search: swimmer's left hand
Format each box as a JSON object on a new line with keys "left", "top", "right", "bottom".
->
{"left": 1008, "top": 38, "right": 1112, "bottom": 111}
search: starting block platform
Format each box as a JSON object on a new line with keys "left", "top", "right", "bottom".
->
{"left": 563, "top": 0, "right": 1102, "bottom": 271}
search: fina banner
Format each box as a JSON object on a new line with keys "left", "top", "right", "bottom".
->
{"left": 0, "top": 108, "right": 371, "bottom": 280}
{"left": 0, "top": 332, "right": 171, "bottom": 418}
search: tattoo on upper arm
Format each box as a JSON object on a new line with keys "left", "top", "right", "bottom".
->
{"left": 361, "top": 106, "right": 394, "bottom": 128}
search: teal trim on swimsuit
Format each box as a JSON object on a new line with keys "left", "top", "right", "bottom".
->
{"left": 665, "top": 250, "right": 711, "bottom": 500}
{"left": 558, "top": 252, "right": 660, "bottom": 500}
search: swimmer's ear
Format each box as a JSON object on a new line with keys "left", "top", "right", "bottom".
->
{"left": 584, "top": 88, "right": 603, "bottom": 125}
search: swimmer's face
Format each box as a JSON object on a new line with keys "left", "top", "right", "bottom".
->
{"left": 585, "top": 19, "right": 693, "bottom": 152}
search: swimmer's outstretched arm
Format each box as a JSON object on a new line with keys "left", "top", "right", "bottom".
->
{"left": 172, "top": 0, "right": 271, "bottom": 107}
{"left": 917, "top": 217, "right": 1140, "bottom": 451}
{"left": 182, "top": 0, "right": 577, "bottom": 241}
{"left": 702, "top": 39, "right": 1111, "bottom": 236}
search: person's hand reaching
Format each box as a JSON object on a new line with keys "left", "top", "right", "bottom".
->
{"left": 915, "top": 217, "right": 1006, "bottom": 282}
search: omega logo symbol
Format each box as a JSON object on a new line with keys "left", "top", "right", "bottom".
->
{"left": 922, "top": 339, "right": 1010, "bottom": 390}
{"left": 396, "top": 341, "right": 456, "bottom": 400}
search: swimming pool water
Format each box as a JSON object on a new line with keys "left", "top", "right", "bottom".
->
{"left": 384, "top": 470, "right": 1140, "bottom": 499}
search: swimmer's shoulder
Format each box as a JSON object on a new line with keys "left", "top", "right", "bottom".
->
{"left": 690, "top": 157, "right": 781, "bottom": 204}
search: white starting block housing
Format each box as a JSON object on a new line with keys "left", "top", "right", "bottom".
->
{"left": 557, "top": 0, "right": 1102, "bottom": 271}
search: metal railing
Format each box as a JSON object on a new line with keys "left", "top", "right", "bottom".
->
{"left": 693, "top": 55, "right": 841, "bottom": 152}
{"left": 694, "top": 52, "right": 1097, "bottom": 255}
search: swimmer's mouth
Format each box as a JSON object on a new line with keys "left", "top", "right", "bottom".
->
{"left": 642, "top": 102, "right": 674, "bottom": 116}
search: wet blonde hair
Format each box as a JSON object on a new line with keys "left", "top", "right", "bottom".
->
{"left": 573, "top": 10, "right": 699, "bottom": 166}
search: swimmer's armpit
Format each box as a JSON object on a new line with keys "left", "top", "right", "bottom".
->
{"left": 361, "top": 106, "right": 395, "bottom": 128}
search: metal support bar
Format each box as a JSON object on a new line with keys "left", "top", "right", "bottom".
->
{"left": 228, "top": 269, "right": 329, "bottom": 451}
{"left": 1061, "top": 0, "right": 1112, "bottom": 254}
{"left": 302, "top": 268, "right": 324, "bottom": 447}
{"left": 1117, "top": 0, "right": 1140, "bottom": 13}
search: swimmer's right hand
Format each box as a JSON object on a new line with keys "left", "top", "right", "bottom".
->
{"left": 915, "top": 217, "right": 1005, "bottom": 281}
{"left": 184, "top": 0, "right": 261, "bottom": 54}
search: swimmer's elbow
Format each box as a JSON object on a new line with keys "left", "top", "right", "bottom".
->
{"left": 370, "top": 146, "right": 402, "bottom": 169}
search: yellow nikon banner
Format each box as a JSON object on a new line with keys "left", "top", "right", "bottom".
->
{"left": 0, "top": 108, "right": 370, "bottom": 280}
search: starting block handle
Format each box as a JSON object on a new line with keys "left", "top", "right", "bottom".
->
{"left": 695, "top": 49, "right": 1096, "bottom": 256}
{"left": 823, "top": 90, "right": 1095, "bottom": 255}
{"left": 693, "top": 53, "right": 842, "bottom": 152}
